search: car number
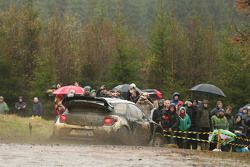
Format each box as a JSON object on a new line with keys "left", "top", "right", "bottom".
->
{"left": 70, "top": 130, "right": 94, "bottom": 136}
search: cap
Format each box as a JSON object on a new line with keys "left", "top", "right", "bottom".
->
{"left": 129, "top": 83, "right": 136, "bottom": 89}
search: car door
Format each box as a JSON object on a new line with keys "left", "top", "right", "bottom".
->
{"left": 127, "top": 104, "right": 151, "bottom": 144}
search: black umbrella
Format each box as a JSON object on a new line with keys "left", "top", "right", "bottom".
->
{"left": 190, "top": 84, "right": 226, "bottom": 97}
{"left": 113, "top": 84, "right": 142, "bottom": 99}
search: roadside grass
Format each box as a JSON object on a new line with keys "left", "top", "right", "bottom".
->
{"left": 0, "top": 115, "right": 54, "bottom": 142}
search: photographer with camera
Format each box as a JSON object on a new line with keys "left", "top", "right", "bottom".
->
{"left": 136, "top": 92, "right": 154, "bottom": 119}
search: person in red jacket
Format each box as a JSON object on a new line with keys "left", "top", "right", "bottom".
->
{"left": 54, "top": 94, "right": 65, "bottom": 116}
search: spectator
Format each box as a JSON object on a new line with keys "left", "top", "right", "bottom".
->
{"left": 185, "top": 101, "right": 196, "bottom": 129}
{"left": 106, "top": 90, "right": 112, "bottom": 98}
{"left": 57, "top": 83, "right": 62, "bottom": 89}
{"left": 240, "top": 107, "right": 248, "bottom": 121}
{"left": 113, "top": 90, "right": 123, "bottom": 99}
{"left": 185, "top": 100, "right": 198, "bottom": 150}
{"left": 96, "top": 85, "right": 107, "bottom": 97}
{"left": 164, "top": 100, "right": 171, "bottom": 110}
{"left": 127, "top": 83, "right": 140, "bottom": 103}
{"left": 0, "top": 96, "right": 9, "bottom": 114}
{"left": 74, "top": 82, "right": 80, "bottom": 86}
{"left": 211, "top": 109, "right": 229, "bottom": 131}
{"left": 90, "top": 89, "right": 97, "bottom": 97}
{"left": 234, "top": 114, "right": 244, "bottom": 132}
{"left": 192, "top": 99, "right": 201, "bottom": 109}
{"left": 176, "top": 101, "right": 184, "bottom": 111}
{"left": 32, "top": 97, "right": 43, "bottom": 117}
{"left": 15, "top": 96, "right": 27, "bottom": 117}
{"left": 225, "top": 105, "right": 234, "bottom": 132}
{"left": 210, "top": 108, "right": 229, "bottom": 151}
{"left": 242, "top": 109, "right": 250, "bottom": 137}
{"left": 54, "top": 95, "right": 65, "bottom": 116}
{"left": 233, "top": 127, "right": 249, "bottom": 152}
{"left": 152, "top": 99, "right": 165, "bottom": 123}
{"left": 136, "top": 92, "right": 154, "bottom": 119}
{"left": 171, "top": 92, "right": 183, "bottom": 107}
{"left": 84, "top": 86, "right": 91, "bottom": 96}
{"left": 196, "top": 99, "right": 210, "bottom": 150}
{"left": 210, "top": 100, "right": 224, "bottom": 118}
{"left": 161, "top": 104, "right": 179, "bottom": 144}
{"left": 177, "top": 106, "right": 191, "bottom": 149}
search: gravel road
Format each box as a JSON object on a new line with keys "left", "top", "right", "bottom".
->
{"left": 0, "top": 143, "right": 248, "bottom": 167}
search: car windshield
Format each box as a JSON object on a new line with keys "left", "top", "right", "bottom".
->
{"left": 68, "top": 101, "right": 107, "bottom": 113}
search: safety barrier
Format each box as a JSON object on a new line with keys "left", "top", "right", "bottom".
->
{"left": 163, "top": 130, "right": 212, "bottom": 135}
{"left": 163, "top": 130, "right": 250, "bottom": 148}
{"left": 163, "top": 130, "right": 250, "bottom": 142}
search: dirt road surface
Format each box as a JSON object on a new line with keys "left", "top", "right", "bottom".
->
{"left": 0, "top": 143, "right": 248, "bottom": 167}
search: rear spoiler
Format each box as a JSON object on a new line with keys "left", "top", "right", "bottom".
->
{"left": 62, "top": 96, "right": 114, "bottom": 111}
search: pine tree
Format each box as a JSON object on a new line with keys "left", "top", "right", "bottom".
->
{"left": 0, "top": 1, "right": 41, "bottom": 98}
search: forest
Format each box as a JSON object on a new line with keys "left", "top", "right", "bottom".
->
{"left": 0, "top": 0, "right": 249, "bottom": 110}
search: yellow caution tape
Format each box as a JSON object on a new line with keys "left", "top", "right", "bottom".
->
{"left": 164, "top": 134, "right": 250, "bottom": 148}
{"left": 163, "top": 130, "right": 212, "bottom": 135}
{"left": 234, "top": 136, "right": 250, "bottom": 142}
{"left": 164, "top": 134, "right": 212, "bottom": 143}
{"left": 163, "top": 130, "right": 250, "bottom": 142}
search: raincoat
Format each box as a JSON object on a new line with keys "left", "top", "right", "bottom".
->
{"left": 178, "top": 107, "right": 191, "bottom": 131}
{"left": 211, "top": 115, "right": 229, "bottom": 131}
{"left": 0, "top": 102, "right": 9, "bottom": 114}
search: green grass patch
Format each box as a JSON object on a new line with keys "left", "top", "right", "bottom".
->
{"left": 0, "top": 115, "right": 54, "bottom": 142}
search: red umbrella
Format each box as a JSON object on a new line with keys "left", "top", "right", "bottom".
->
{"left": 53, "top": 85, "right": 85, "bottom": 95}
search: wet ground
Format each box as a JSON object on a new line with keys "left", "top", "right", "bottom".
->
{"left": 0, "top": 143, "right": 248, "bottom": 167}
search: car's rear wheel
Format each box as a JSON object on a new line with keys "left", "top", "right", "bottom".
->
{"left": 152, "top": 133, "right": 164, "bottom": 147}
{"left": 117, "top": 126, "right": 130, "bottom": 145}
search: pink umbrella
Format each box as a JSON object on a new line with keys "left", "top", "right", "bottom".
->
{"left": 53, "top": 85, "right": 85, "bottom": 95}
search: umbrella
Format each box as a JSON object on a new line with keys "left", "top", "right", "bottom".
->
{"left": 53, "top": 85, "right": 85, "bottom": 95}
{"left": 190, "top": 83, "right": 226, "bottom": 97}
{"left": 209, "top": 129, "right": 236, "bottom": 145}
{"left": 112, "top": 84, "right": 142, "bottom": 99}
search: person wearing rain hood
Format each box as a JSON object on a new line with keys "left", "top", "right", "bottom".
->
{"left": 171, "top": 92, "right": 183, "bottom": 109}
{"left": 176, "top": 106, "right": 191, "bottom": 149}
{"left": 161, "top": 103, "right": 179, "bottom": 144}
